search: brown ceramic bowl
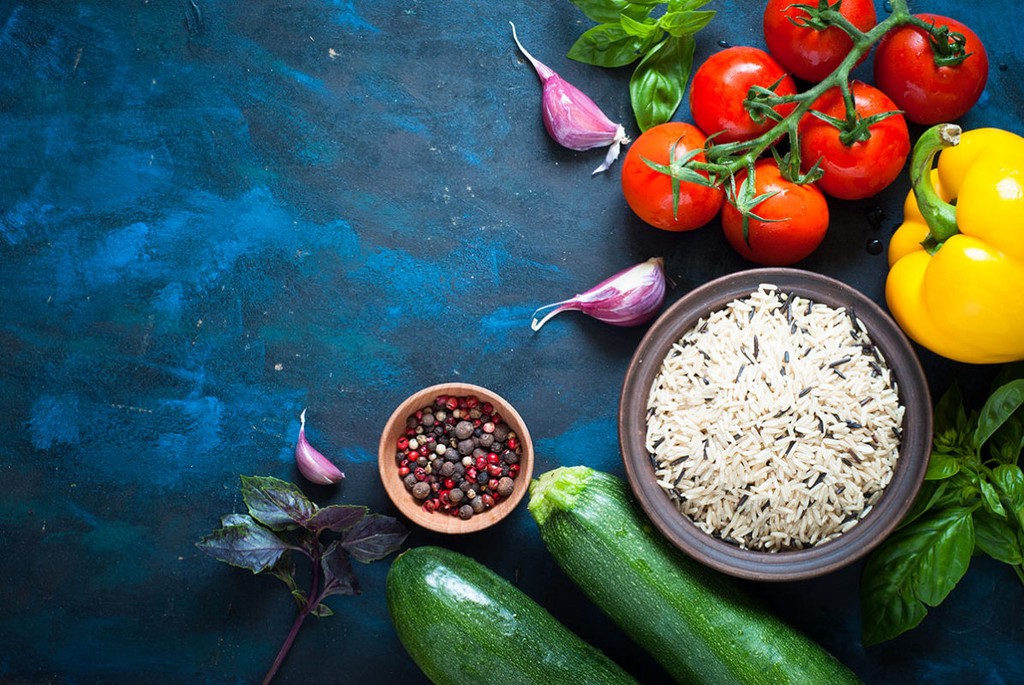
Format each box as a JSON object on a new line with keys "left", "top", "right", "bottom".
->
{"left": 619, "top": 268, "right": 932, "bottom": 581}
{"left": 379, "top": 382, "right": 534, "bottom": 534}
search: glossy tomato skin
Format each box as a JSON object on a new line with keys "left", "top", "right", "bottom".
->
{"left": 763, "top": 0, "right": 876, "bottom": 83}
{"left": 873, "top": 14, "right": 989, "bottom": 125}
{"left": 721, "top": 160, "right": 829, "bottom": 266}
{"left": 798, "top": 82, "right": 910, "bottom": 200}
{"left": 621, "top": 122, "right": 724, "bottom": 232}
{"left": 689, "top": 46, "right": 797, "bottom": 144}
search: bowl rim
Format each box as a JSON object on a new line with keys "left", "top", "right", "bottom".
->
{"left": 619, "top": 267, "right": 932, "bottom": 581}
{"left": 378, "top": 382, "right": 534, "bottom": 534}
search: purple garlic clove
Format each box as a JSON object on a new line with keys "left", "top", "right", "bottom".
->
{"left": 295, "top": 409, "right": 345, "bottom": 485}
{"left": 531, "top": 257, "right": 667, "bottom": 331}
{"left": 510, "top": 21, "right": 630, "bottom": 175}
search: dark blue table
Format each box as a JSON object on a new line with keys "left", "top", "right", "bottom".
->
{"left": 2, "top": 1, "right": 1021, "bottom": 683}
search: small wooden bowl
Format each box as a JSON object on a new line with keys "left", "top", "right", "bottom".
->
{"left": 378, "top": 383, "right": 534, "bottom": 534}
{"left": 620, "top": 268, "right": 932, "bottom": 581}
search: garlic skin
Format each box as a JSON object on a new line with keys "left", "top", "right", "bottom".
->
{"left": 531, "top": 257, "right": 667, "bottom": 331}
{"left": 295, "top": 409, "right": 345, "bottom": 485}
{"left": 511, "top": 22, "right": 629, "bottom": 175}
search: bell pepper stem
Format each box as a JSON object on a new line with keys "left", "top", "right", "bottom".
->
{"left": 911, "top": 124, "right": 961, "bottom": 253}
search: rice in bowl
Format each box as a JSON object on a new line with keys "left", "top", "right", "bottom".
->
{"left": 645, "top": 284, "right": 905, "bottom": 552}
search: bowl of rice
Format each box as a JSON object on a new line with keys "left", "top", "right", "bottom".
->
{"left": 619, "top": 268, "right": 931, "bottom": 581}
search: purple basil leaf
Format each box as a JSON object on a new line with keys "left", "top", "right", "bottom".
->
{"left": 240, "top": 475, "right": 317, "bottom": 531}
{"left": 320, "top": 540, "right": 361, "bottom": 597}
{"left": 340, "top": 514, "right": 409, "bottom": 564}
{"left": 195, "top": 514, "right": 290, "bottom": 573}
{"left": 307, "top": 505, "right": 367, "bottom": 534}
{"left": 310, "top": 603, "right": 335, "bottom": 618}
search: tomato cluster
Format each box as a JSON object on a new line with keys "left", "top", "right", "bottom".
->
{"left": 620, "top": 2, "right": 988, "bottom": 267}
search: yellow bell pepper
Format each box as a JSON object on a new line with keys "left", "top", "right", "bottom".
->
{"left": 886, "top": 124, "right": 1024, "bottom": 364}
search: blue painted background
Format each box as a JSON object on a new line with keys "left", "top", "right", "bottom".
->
{"left": 1, "top": 0, "right": 1021, "bottom": 683}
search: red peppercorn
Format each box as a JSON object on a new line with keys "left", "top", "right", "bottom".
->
{"left": 465, "top": 396, "right": 478, "bottom": 409}
{"left": 398, "top": 466, "right": 410, "bottom": 477}
{"left": 488, "top": 478, "right": 500, "bottom": 491}
{"left": 466, "top": 467, "right": 478, "bottom": 481}
{"left": 510, "top": 463, "right": 520, "bottom": 477}
{"left": 439, "top": 490, "right": 450, "bottom": 504}
{"left": 423, "top": 499, "right": 437, "bottom": 512}
{"left": 414, "top": 467, "right": 427, "bottom": 481}
{"left": 474, "top": 456, "right": 487, "bottom": 470}
{"left": 418, "top": 445, "right": 429, "bottom": 456}
{"left": 482, "top": 402, "right": 493, "bottom": 415}
{"left": 491, "top": 413, "right": 502, "bottom": 424}
{"left": 487, "top": 464, "right": 502, "bottom": 477}
{"left": 435, "top": 395, "right": 447, "bottom": 407}
{"left": 396, "top": 436, "right": 409, "bottom": 450}
{"left": 507, "top": 437, "right": 518, "bottom": 449}
{"left": 473, "top": 418, "right": 482, "bottom": 428}
{"left": 481, "top": 494, "right": 495, "bottom": 508}
{"left": 487, "top": 452, "right": 500, "bottom": 464}
{"left": 446, "top": 397, "right": 458, "bottom": 410}
{"left": 444, "top": 478, "right": 455, "bottom": 490}
{"left": 482, "top": 422, "right": 495, "bottom": 433}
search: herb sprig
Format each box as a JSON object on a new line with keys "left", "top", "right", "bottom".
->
{"left": 196, "top": 476, "right": 409, "bottom": 684}
{"left": 565, "top": 0, "right": 716, "bottom": 132}
{"left": 861, "top": 366, "right": 1024, "bottom": 645}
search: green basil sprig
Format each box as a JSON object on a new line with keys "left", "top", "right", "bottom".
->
{"left": 566, "top": 0, "right": 716, "bottom": 132}
{"left": 861, "top": 366, "right": 1024, "bottom": 645}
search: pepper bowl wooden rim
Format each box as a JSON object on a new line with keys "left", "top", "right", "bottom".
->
{"left": 619, "top": 268, "right": 932, "bottom": 581}
{"left": 378, "top": 382, "right": 534, "bottom": 534}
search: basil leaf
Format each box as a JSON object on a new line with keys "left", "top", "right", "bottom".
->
{"left": 973, "top": 510, "right": 1023, "bottom": 565}
{"left": 570, "top": 0, "right": 651, "bottom": 24}
{"left": 195, "top": 515, "right": 291, "bottom": 573}
{"left": 321, "top": 540, "right": 361, "bottom": 597}
{"left": 972, "top": 379, "right": 1024, "bottom": 451}
{"left": 669, "top": 0, "right": 714, "bottom": 9}
{"left": 240, "top": 475, "right": 317, "bottom": 531}
{"left": 630, "top": 35, "right": 694, "bottom": 131}
{"left": 307, "top": 504, "right": 367, "bottom": 533}
{"left": 341, "top": 514, "right": 410, "bottom": 563}
{"left": 991, "top": 464, "right": 1024, "bottom": 529}
{"left": 310, "top": 603, "right": 334, "bottom": 618}
{"left": 568, "top": 23, "right": 647, "bottom": 68}
{"left": 658, "top": 10, "right": 716, "bottom": 37}
{"left": 980, "top": 479, "right": 1008, "bottom": 519}
{"left": 620, "top": 14, "right": 659, "bottom": 39}
{"left": 924, "top": 451, "right": 961, "bottom": 481}
{"left": 860, "top": 506, "right": 974, "bottom": 644}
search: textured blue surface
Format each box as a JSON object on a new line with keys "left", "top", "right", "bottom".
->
{"left": 1, "top": 1, "right": 1022, "bottom": 683}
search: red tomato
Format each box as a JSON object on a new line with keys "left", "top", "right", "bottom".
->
{"left": 620, "top": 122, "right": 724, "bottom": 232}
{"left": 873, "top": 14, "right": 988, "bottom": 125}
{"left": 689, "top": 46, "right": 797, "bottom": 144}
{"left": 798, "top": 82, "right": 910, "bottom": 200}
{"left": 721, "top": 160, "right": 829, "bottom": 266}
{"left": 763, "top": 0, "right": 876, "bottom": 83}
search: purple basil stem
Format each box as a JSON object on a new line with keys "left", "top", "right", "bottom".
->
{"left": 295, "top": 409, "right": 345, "bottom": 485}
{"left": 510, "top": 22, "right": 629, "bottom": 175}
{"left": 531, "top": 257, "right": 667, "bottom": 331}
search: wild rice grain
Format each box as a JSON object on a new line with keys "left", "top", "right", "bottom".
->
{"left": 645, "top": 284, "right": 904, "bottom": 552}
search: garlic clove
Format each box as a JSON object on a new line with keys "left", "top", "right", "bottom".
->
{"left": 510, "top": 22, "right": 629, "bottom": 175}
{"left": 531, "top": 257, "right": 666, "bottom": 331}
{"left": 295, "top": 409, "right": 345, "bottom": 485}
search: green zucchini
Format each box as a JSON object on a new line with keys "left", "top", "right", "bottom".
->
{"left": 528, "top": 466, "right": 861, "bottom": 685}
{"left": 386, "top": 545, "right": 638, "bottom": 685}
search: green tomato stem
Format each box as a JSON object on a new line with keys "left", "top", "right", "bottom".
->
{"left": 910, "top": 124, "right": 962, "bottom": 253}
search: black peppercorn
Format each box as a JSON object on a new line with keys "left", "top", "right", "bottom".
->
{"left": 412, "top": 482, "right": 431, "bottom": 500}
{"left": 458, "top": 504, "right": 474, "bottom": 520}
{"left": 455, "top": 420, "right": 474, "bottom": 440}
